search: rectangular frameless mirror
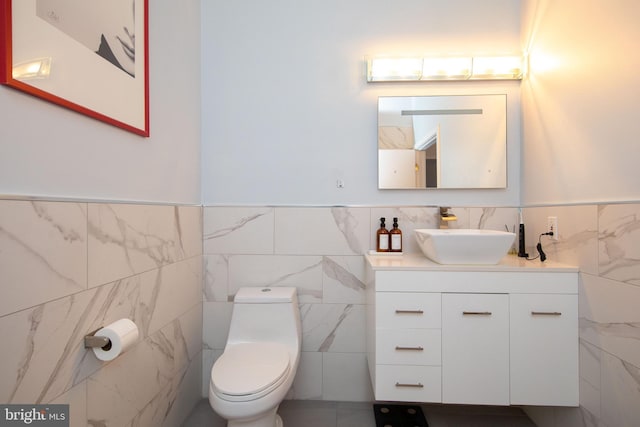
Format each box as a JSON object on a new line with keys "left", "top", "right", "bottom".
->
{"left": 378, "top": 95, "right": 507, "bottom": 189}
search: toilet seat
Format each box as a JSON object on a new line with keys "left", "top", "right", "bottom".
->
{"left": 211, "top": 342, "right": 291, "bottom": 402}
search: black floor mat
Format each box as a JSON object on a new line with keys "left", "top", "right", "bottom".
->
{"left": 373, "top": 403, "right": 429, "bottom": 427}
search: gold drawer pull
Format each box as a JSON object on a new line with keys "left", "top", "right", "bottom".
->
{"left": 531, "top": 311, "right": 562, "bottom": 316}
{"left": 395, "top": 382, "right": 424, "bottom": 388}
{"left": 395, "top": 309, "right": 424, "bottom": 314}
{"left": 462, "top": 311, "right": 492, "bottom": 315}
{"left": 395, "top": 346, "right": 424, "bottom": 351}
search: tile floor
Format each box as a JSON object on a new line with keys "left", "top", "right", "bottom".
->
{"left": 181, "top": 399, "right": 537, "bottom": 427}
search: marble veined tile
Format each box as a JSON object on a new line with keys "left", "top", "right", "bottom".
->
{"left": 580, "top": 317, "right": 640, "bottom": 376}
{"left": 0, "top": 288, "right": 102, "bottom": 404}
{"left": 580, "top": 340, "right": 602, "bottom": 392}
{"left": 204, "top": 254, "right": 230, "bottom": 302}
{"left": 579, "top": 273, "right": 640, "bottom": 368}
{"left": 88, "top": 204, "right": 201, "bottom": 288}
{"left": 128, "top": 367, "right": 195, "bottom": 427}
{"left": 87, "top": 316, "right": 197, "bottom": 426}
{"left": 202, "top": 302, "right": 233, "bottom": 351}
{"left": 299, "top": 303, "right": 365, "bottom": 353}
{"left": 132, "top": 309, "right": 202, "bottom": 427}
{"left": 161, "top": 355, "right": 202, "bottom": 427}
{"left": 203, "top": 206, "right": 274, "bottom": 254}
{"left": 0, "top": 259, "right": 201, "bottom": 405}
{"left": 371, "top": 206, "right": 518, "bottom": 253}
{"left": 146, "top": 257, "right": 202, "bottom": 336}
{"left": 369, "top": 207, "right": 439, "bottom": 254}
{"left": 201, "top": 349, "right": 220, "bottom": 397}
{"left": 579, "top": 341, "right": 602, "bottom": 419}
{"left": 322, "top": 256, "right": 366, "bottom": 304}
{"left": 228, "top": 255, "right": 323, "bottom": 303}
{"left": 469, "top": 207, "right": 519, "bottom": 233}
{"left": 601, "top": 352, "right": 640, "bottom": 427}
{"left": 81, "top": 258, "right": 201, "bottom": 346}
{"left": 48, "top": 374, "right": 87, "bottom": 427}
{"left": 524, "top": 205, "right": 598, "bottom": 273}
{"left": 322, "top": 353, "right": 373, "bottom": 402}
{"left": 598, "top": 203, "right": 640, "bottom": 286}
{"left": 286, "top": 352, "right": 323, "bottom": 400}
{"left": 168, "top": 294, "right": 202, "bottom": 363}
{"left": 579, "top": 273, "right": 640, "bottom": 325}
{"left": 275, "top": 207, "right": 370, "bottom": 255}
{"left": 0, "top": 200, "right": 87, "bottom": 317}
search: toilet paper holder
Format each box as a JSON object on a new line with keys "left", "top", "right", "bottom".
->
{"left": 84, "top": 328, "right": 112, "bottom": 350}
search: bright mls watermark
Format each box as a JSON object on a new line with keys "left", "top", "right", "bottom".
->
{"left": 0, "top": 405, "right": 69, "bottom": 426}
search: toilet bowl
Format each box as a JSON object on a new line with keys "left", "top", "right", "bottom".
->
{"left": 209, "top": 287, "right": 301, "bottom": 427}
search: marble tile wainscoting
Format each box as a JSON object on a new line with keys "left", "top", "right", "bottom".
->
{"left": 523, "top": 204, "right": 640, "bottom": 427}
{"left": 0, "top": 200, "right": 203, "bottom": 427}
{"left": 202, "top": 206, "right": 519, "bottom": 402}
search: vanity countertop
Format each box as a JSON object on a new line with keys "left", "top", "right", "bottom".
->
{"left": 366, "top": 253, "right": 578, "bottom": 272}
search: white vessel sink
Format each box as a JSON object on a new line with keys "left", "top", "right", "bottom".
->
{"left": 414, "top": 229, "right": 516, "bottom": 265}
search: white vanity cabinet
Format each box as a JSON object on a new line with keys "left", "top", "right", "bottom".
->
{"left": 365, "top": 254, "right": 579, "bottom": 407}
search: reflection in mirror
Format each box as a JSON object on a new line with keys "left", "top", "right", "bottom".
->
{"left": 378, "top": 95, "right": 507, "bottom": 189}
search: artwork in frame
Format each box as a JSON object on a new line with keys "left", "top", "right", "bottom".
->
{"left": 0, "top": 0, "right": 149, "bottom": 136}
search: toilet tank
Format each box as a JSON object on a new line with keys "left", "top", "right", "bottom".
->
{"left": 226, "top": 287, "right": 302, "bottom": 349}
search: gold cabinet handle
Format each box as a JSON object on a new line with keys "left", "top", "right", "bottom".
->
{"left": 395, "top": 346, "right": 424, "bottom": 351}
{"left": 395, "top": 309, "right": 424, "bottom": 314}
{"left": 531, "top": 311, "right": 562, "bottom": 316}
{"left": 462, "top": 311, "right": 492, "bottom": 315}
{"left": 395, "top": 382, "right": 424, "bottom": 388}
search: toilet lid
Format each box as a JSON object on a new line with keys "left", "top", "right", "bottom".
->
{"left": 212, "top": 342, "right": 290, "bottom": 397}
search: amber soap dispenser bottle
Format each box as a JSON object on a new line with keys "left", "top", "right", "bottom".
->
{"left": 390, "top": 217, "right": 402, "bottom": 252}
{"left": 376, "top": 217, "right": 390, "bottom": 252}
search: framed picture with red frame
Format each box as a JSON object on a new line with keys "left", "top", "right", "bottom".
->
{"left": 1, "top": 0, "right": 149, "bottom": 136}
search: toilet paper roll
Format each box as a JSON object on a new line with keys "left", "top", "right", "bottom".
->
{"left": 92, "top": 318, "right": 139, "bottom": 361}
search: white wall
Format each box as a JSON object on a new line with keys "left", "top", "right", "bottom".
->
{"left": 0, "top": 0, "right": 201, "bottom": 204}
{"left": 520, "top": 1, "right": 640, "bottom": 426}
{"left": 521, "top": 0, "right": 640, "bottom": 205}
{"left": 201, "top": 0, "right": 523, "bottom": 206}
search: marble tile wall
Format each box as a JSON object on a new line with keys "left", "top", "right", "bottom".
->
{"left": 7, "top": 200, "right": 636, "bottom": 424}
{"left": 202, "top": 205, "right": 518, "bottom": 401}
{"left": 0, "top": 200, "right": 203, "bottom": 427}
{"left": 522, "top": 204, "right": 640, "bottom": 427}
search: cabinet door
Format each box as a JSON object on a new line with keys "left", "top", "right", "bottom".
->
{"left": 442, "top": 293, "right": 509, "bottom": 405}
{"left": 510, "top": 293, "right": 578, "bottom": 406}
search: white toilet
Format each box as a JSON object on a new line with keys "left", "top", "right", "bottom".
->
{"left": 209, "top": 287, "right": 302, "bottom": 427}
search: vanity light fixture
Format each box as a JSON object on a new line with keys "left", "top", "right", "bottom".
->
{"left": 470, "top": 56, "right": 524, "bottom": 80}
{"left": 367, "top": 55, "right": 524, "bottom": 82}
{"left": 421, "top": 57, "right": 472, "bottom": 80}
{"left": 367, "top": 57, "right": 424, "bottom": 81}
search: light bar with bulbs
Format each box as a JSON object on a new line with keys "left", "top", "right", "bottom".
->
{"left": 367, "top": 55, "right": 524, "bottom": 82}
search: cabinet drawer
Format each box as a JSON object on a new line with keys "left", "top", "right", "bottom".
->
{"left": 376, "top": 292, "right": 441, "bottom": 328}
{"left": 376, "top": 329, "right": 441, "bottom": 365}
{"left": 375, "top": 365, "right": 442, "bottom": 403}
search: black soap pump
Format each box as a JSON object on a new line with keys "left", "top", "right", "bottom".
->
{"left": 518, "top": 209, "right": 528, "bottom": 258}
